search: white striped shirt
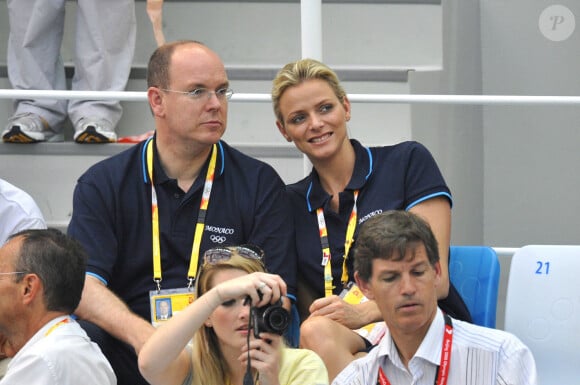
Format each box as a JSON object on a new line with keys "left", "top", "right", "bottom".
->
{"left": 332, "top": 309, "right": 537, "bottom": 385}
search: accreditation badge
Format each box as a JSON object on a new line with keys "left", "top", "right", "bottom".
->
{"left": 339, "top": 281, "right": 387, "bottom": 345}
{"left": 149, "top": 287, "right": 195, "bottom": 327}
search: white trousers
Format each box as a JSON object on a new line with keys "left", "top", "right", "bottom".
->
{"left": 6, "top": 0, "right": 136, "bottom": 131}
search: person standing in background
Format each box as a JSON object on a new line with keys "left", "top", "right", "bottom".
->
{"left": 2, "top": 0, "right": 136, "bottom": 143}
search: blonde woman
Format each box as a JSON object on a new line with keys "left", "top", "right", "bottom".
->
{"left": 138, "top": 245, "right": 328, "bottom": 385}
{"left": 272, "top": 59, "right": 472, "bottom": 380}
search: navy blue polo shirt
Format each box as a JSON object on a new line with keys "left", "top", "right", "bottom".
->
{"left": 288, "top": 139, "right": 451, "bottom": 298}
{"left": 68, "top": 138, "right": 296, "bottom": 320}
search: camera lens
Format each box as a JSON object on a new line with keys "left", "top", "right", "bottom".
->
{"left": 264, "top": 307, "right": 290, "bottom": 333}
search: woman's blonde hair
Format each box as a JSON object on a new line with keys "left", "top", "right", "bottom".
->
{"left": 189, "top": 250, "right": 266, "bottom": 385}
{"left": 271, "top": 58, "right": 347, "bottom": 127}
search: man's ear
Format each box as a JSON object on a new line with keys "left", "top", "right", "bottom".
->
{"left": 20, "top": 274, "right": 41, "bottom": 305}
{"left": 433, "top": 261, "right": 442, "bottom": 288}
{"left": 354, "top": 271, "right": 375, "bottom": 300}
{"left": 147, "top": 87, "right": 165, "bottom": 117}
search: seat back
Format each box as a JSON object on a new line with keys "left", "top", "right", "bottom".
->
{"left": 504, "top": 245, "right": 580, "bottom": 385}
{"left": 448, "top": 246, "right": 500, "bottom": 328}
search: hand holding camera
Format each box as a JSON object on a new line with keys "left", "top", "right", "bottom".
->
{"left": 249, "top": 288, "right": 290, "bottom": 339}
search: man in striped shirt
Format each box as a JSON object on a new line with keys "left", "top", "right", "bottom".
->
{"left": 333, "top": 210, "right": 537, "bottom": 385}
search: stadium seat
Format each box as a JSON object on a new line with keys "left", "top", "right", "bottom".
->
{"left": 504, "top": 245, "right": 580, "bottom": 385}
{"left": 448, "top": 246, "right": 500, "bottom": 328}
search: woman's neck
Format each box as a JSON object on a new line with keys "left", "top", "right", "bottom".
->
{"left": 222, "top": 344, "right": 251, "bottom": 385}
{"left": 312, "top": 140, "right": 356, "bottom": 212}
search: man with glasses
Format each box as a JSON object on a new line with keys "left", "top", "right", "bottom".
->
{"left": 67, "top": 40, "right": 297, "bottom": 384}
{"left": 0, "top": 229, "right": 115, "bottom": 384}
{"left": 0, "top": 178, "right": 47, "bottom": 379}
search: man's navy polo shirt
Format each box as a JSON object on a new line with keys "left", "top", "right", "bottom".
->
{"left": 287, "top": 139, "right": 451, "bottom": 298}
{"left": 68, "top": 138, "right": 296, "bottom": 320}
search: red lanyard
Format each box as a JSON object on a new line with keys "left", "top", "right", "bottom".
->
{"left": 377, "top": 313, "right": 453, "bottom": 385}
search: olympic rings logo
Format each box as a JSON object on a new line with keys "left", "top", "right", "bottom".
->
{"left": 210, "top": 235, "right": 227, "bottom": 244}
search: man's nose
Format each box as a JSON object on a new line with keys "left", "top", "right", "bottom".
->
{"left": 400, "top": 274, "right": 417, "bottom": 295}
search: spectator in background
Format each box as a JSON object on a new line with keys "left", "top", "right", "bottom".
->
{"left": 68, "top": 41, "right": 296, "bottom": 384}
{"left": 0, "top": 229, "right": 116, "bottom": 385}
{"left": 2, "top": 0, "right": 136, "bottom": 143}
{"left": 0, "top": 178, "right": 46, "bottom": 245}
{"left": 333, "top": 210, "right": 537, "bottom": 385}
{"left": 271, "top": 58, "right": 471, "bottom": 381}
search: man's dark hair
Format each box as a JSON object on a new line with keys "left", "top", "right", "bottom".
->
{"left": 9, "top": 228, "right": 88, "bottom": 313}
{"left": 354, "top": 210, "right": 439, "bottom": 281}
{"left": 147, "top": 40, "right": 205, "bottom": 89}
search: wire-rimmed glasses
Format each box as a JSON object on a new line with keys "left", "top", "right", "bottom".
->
{"left": 160, "top": 87, "right": 234, "bottom": 101}
{"left": 0, "top": 271, "right": 25, "bottom": 280}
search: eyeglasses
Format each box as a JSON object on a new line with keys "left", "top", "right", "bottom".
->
{"left": 203, "top": 245, "right": 264, "bottom": 265}
{"left": 0, "top": 271, "right": 25, "bottom": 279}
{"left": 160, "top": 87, "right": 234, "bottom": 101}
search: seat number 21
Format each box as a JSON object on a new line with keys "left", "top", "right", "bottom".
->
{"left": 535, "top": 261, "right": 550, "bottom": 275}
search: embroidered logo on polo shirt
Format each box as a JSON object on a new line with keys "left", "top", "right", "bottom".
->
{"left": 206, "top": 225, "right": 235, "bottom": 244}
{"left": 358, "top": 209, "right": 383, "bottom": 225}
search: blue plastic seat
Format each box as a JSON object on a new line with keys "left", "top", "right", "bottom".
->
{"left": 448, "top": 246, "right": 500, "bottom": 328}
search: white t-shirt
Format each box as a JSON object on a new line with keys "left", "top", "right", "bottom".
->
{"left": 1, "top": 316, "right": 116, "bottom": 385}
{"left": 0, "top": 179, "right": 46, "bottom": 245}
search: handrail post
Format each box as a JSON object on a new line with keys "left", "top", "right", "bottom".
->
{"left": 300, "top": 0, "right": 322, "bottom": 175}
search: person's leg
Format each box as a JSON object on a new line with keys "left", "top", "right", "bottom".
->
{"left": 300, "top": 316, "right": 368, "bottom": 381}
{"left": 78, "top": 320, "right": 150, "bottom": 385}
{"left": 5, "top": 0, "right": 67, "bottom": 136}
{"left": 69, "top": 0, "right": 136, "bottom": 142}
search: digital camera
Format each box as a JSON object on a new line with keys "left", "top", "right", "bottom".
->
{"left": 250, "top": 298, "right": 290, "bottom": 338}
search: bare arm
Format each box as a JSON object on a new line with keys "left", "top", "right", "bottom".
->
{"left": 138, "top": 272, "right": 287, "bottom": 385}
{"left": 409, "top": 196, "right": 451, "bottom": 299}
{"left": 75, "top": 275, "right": 155, "bottom": 354}
{"left": 308, "top": 295, "right": 382, "bottom": 329}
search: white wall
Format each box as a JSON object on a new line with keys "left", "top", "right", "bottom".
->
{"left": 481, "top": 1, "right": 580, "bottom": 247}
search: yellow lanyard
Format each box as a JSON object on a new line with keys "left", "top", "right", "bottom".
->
{"left": 316, "top": 190, "right": 359, "bottom": 297}
{"left": 146, "top": 138, "right": 217, "bottom": 290}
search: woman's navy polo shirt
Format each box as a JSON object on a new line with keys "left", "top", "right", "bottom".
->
{"left": 287, "top": 139, "right": 451, "bottom": 299}
{"left": 68, "top": 138, "right": 296, "bottom": 320}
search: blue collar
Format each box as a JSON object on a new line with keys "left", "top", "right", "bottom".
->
{"left": 305, "top": 139, "right": 373, "bottom": 212}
